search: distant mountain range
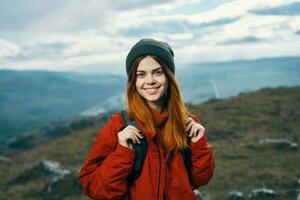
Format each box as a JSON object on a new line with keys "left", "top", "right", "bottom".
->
{"left": 176, "top": 56, "right": 300, "bottom": 103}
{"left": 0, "top": 56, "right": 299, "bottom": 143}
{"left": 0, "top": 70, "right": 125, "bottom": 143}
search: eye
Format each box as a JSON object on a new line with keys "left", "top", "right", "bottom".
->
{"left": 136, "top": 73, "right": 146, "bottom": 78}
{"left": 154, "top": 70, "right": 163, "bottom": 76}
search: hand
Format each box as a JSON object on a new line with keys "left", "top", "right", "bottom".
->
{"left": 185, "top": 117, "right": 205, "bottom": 143}
{"left": 118, "top": 125, "right": 144, "bottom": 149}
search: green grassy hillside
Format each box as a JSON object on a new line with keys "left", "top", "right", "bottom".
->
{"left": 187, "top": 86, "right": 300, "bottom": 199}
{"left": 0, "top": 86, "right": 299, "bottom": 199}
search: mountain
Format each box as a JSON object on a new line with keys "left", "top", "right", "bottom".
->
{"left": 0, "top": 70, "right": 126, "bottom": 143}
{"left": 0, "top": 56, "right": 299, "bottom": 144}
{"left": 177, "top": 56, "right": 300, "bottom": 103}
{"left": 0, "top": 86, "right": 299, "bottom": 199}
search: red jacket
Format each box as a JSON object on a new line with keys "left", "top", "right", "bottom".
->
{"left": 79, "top": 111, "right": 215, "bottom": 200}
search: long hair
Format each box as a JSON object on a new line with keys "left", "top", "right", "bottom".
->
{"left": 126, "top": 55, "right": 189, "bottom": 150}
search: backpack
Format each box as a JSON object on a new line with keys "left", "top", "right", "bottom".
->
{"left": 120, "top": 110, "right": 192, "bottom": 183}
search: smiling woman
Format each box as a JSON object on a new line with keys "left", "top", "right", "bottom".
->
{"left": 78, "top": 38, "right": 215, "bottom": 200}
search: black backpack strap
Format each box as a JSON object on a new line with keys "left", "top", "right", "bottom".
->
{"left": 121, "top": 109, "right": 138, "bottom": 127}
{"left": 180, "top": 132, "right": 192, "bottom": 181}
{"left": 120, "top": 110, "right": 148, "bottom": 183}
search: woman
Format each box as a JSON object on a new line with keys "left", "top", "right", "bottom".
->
{"left": 79, "top": 38, "right": 215, "bottom": 200}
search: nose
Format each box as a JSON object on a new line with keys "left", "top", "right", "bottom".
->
{"left": 146, "top": 74, "right": 156, "bottom": 85}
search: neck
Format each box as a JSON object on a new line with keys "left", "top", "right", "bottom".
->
{"left": 147, "top": 99, "right": 163, "bottom": 113}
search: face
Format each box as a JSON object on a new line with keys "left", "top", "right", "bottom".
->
{"left": 135, "top": 55, "right": 169, "bottom": 110}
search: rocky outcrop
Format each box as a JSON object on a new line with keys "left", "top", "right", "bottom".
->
{"left": 228, "top": 191, "right": 244, "bottom": 200}
{"left": 42, "top": 170, "right": 82, "bottom": 199}
{"left": 246, "top": 138, "right": 298, "bottom": 150}
{"left": 248, "top": 188, "right": 276, "bottom": 199}
{"left": 194, "top": 190, "right": 210, "bottom": 200}
{"left": 37, "top": 160, "right": 71, "bottom": 193}
{"left": 0, "top": 156, "right": 11, "bottom": 163}
{"left": 11, "top": 159, "right": 70, "bottom": 184}
{"left": 10, "top": 159, "right": 81, "bottom": 199}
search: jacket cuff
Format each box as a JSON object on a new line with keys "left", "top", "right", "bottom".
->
{"left": 115, "top": 143, "right": 136, "bottom": 159}
{"left": 104, "top": 143, "right": 136, "bottom": 174}
{"left": 190, "top": 133, "right": 209, "bottom": 150}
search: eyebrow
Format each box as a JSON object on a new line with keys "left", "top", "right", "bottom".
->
{"left": 136, "top": 67, "right": 162, "bottom": 73}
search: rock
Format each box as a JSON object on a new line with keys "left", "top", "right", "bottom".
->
{"left": 290, "top": 142, "right": 298, "bottom": 149}
{"left": 259, "top": 138, "right": 290, "bottom": 148}
{"left": 0, "top": 156, "right": 11, "bottom": 163}
{"left": 247, "top": 138, "right": 297, "bottom": 150}
{"left": 37, "top": 160, "right": 70, "bottom": 177}
{"left": 248, "top": 188, "right": 276, "bottom": 199}
{"left": 42, "top": 170, "right": 82, "bottom": 199}
{"left": 10, "top": 159, "right": 70, "bottom": 184}
{"left": 228, "top": 191, "right": 244, "bottom": 200}
{"left": 41, "top": 160, "right": 71, "bottom": 193}
{"left": 10, "top": 159, "right": 81, "bottom": 199}
{"left": 193, "top": 190, "right": 210, "bottom": 200}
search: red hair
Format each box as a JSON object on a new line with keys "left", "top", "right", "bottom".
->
{"left": 126, "top": 55, "right": 189, "bottom": 150}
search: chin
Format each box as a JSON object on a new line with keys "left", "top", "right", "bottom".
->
{"left": 143, "top": 95, "right": 161, "bottom": 102}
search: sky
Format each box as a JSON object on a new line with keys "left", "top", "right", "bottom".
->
{"left": 0, "top": 0, "right": 300, "bottom": 74}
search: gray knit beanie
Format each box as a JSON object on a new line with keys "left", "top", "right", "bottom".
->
{"left": 125, "top": 38, "right": 175, "bottom": 75}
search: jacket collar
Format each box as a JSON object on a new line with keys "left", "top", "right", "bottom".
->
{"left": 135, "top": 107, "right": 168, "bottom": 139}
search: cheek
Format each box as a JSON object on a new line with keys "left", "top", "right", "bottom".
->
{"left": 135, "top": 79, "right": 142, "bottom": 88}
{"left": 160, "top": 76, "right": 168, "bottom": 90}
{"left": 135, "top": 79, "right": 144, "bottom": 94}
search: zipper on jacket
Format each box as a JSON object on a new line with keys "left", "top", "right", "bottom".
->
{"left": 164, "top": 149, "right": 174, "bottom": 200}
{"left": 164, "top": 153, "right": 170, "bottom": 200}
{"left": 154, "top": 141, "right": 161, "bottom": 200}
{"left": 164, "top": 165, "right": 169, "bottom": 200}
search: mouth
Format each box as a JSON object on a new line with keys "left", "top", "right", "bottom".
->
{"left": 144, "top": 86, "right": 160, "bottom": 93}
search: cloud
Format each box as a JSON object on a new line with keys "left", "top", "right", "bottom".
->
{"left": 0, "top": 50, "right": 127, "bottom": 74}
{"left": 218, "top": 36, "right": 261, "bottom": 45}
{"left": 25, "top": 1, "right": 195, "bottom": 35}
{"left": 24, "top": 1, "right": 113, "bottom": 32}
{"left": 121, "top": 16, "right": 240, "bottom": 39}
{"left": 0, "top": 32, "right": 132, "bottom": 74}
{"left": 1, "top": 0, "right": 300, "bottom": 74}
{"left": 110, "top": 0, "right": 177, "bottom": 11}
{"left": 197, "top": 17, "right": 240, "bottom": 28}
{"left": 121, "top": 19, "right": 191, "bottom": 37}
{"left": 175, "top": 38, "right": 300, "bottom": 64}
{"left": 0, "top": 39, "right": 21, "bottom": 60}
{"left": 109, "top": 0, "right": 299, "bottom": 43}
{"left": 168, "top": 32, "right": 194, "bottom": 40}
{"left": 0, "top": 0, "right": 66, "bottom": 31}
{"left": 0, "top": 0, "right": 178, "bottom": 32}
{"left": 250, "top": 2, "right": 300, "bottom": 16}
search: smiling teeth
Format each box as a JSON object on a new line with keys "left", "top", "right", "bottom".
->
{"left": 146, "top": 88, "right": 156, "bottom": 91}
{"left": 145, "top": 87, "right": 159, "bottom": 93}
{"left": 145, "top": 87, "right": 159, "bottom": 90}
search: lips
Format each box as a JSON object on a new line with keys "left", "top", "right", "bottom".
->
{"left": 144, "top": 86, "right": 160, "bottom": 94}
{"left": 144, "top": 86, "right": 160, "bottom": 90}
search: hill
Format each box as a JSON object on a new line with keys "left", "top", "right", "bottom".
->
{"left": 0, "top": 70, "right": 125, "bottom": 143}
{"left": 0, "top": 86, "right": 299, "bottom": 199}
